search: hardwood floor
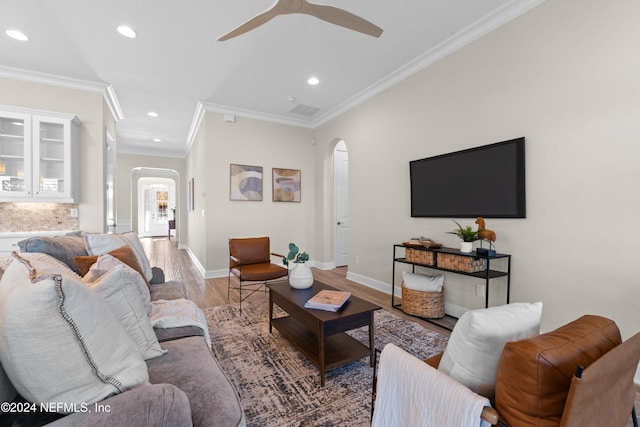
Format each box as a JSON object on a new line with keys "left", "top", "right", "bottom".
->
{"left": 141, "top": 236, "right": 640, "bottom": 423}
{"left": 140, "top": 236, "right": 452, "bottom": 337}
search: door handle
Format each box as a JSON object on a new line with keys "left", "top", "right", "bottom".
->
{"left": 337, "top": 222, "right": 342, "bottom": 225}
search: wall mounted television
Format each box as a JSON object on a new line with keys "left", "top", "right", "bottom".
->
{"left": 410, "top": 137, "right": 525, "bottom": 218}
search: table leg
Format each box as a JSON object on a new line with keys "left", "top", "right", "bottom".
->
{"left": 269, "top": 291, "right": 273, "bottom": 333}
{"left": 369, "top": 311, "right": 375, "bottom": 367}
{"left": 318, "top": 323, "right": 325, "bottom": 387}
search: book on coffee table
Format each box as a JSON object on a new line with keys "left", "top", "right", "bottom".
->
{"left": 304, "top": 290, "right": 351, "bottom": 312}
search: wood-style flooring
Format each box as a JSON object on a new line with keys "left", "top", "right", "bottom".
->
{"left": 140, "top": 236, "right": 640, "bottom": 420}
{"left": 140, "top": 236, "right": 451, "bottom": 337}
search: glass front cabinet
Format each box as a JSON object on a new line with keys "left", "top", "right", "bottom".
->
{"left": 0, "top": 107, "right": 79, "bottom": 202}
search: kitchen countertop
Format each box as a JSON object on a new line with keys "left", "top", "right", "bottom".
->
{"left": 0, "top": 230, "right": 78, "bottom": 238}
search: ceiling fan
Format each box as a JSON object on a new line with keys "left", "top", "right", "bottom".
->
{"left": 218, "top": 0, "right": 383, "bottom": 41}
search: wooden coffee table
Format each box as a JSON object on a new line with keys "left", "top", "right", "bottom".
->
{"left": 267, "top": 280, "right": 381, "bottom": 386}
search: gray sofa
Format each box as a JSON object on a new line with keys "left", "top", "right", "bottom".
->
{"left": 0, "top": 235, "right": 245, "bottom": 427}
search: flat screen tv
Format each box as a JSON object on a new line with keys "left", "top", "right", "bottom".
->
{"left": 410, "top": 137, "right": 525, "bottom": 218}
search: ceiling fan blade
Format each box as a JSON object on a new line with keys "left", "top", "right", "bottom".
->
{"left": 305, "top": 4, "right": 383, "bottom": 38}
{"left": 217, "top": 9, "right": 280, "bottom": 41}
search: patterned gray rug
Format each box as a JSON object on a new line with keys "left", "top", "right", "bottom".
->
{"left": 204, "top": 301, "right": 448, "bottom": 427}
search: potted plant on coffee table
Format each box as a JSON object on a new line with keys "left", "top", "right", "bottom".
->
{"left": 446, "top": 220, "right": 479, "bottom": 253}
{"left": 282, "top": 243, "right": 312, "bottom": 289}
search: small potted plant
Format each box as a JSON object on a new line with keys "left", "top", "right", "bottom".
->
{"left": 282, "top": 243, "right": 312, "bottom": 289}
{"left": 446, "top": 220, "right": 479, "bottom": 253}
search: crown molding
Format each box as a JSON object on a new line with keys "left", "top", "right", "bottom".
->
{"left": 185, "top": 100, "right": 315, "bottom": 152}
{"left": 185, "top": 101, "right": 207, "bottom": 154}
{"left": 201, "top": 101, "right": 314, "bottom": 128}
{"left": 311, "top": 0, "right": 546, "bottom": 128}
{"left": 0, "top": 65, "right": 124, "bottom": 121}
{"left": 183, "top": 0, "right": 545, "bottom": 138}
{"left": 104, "top": 85, "right": 124, "bottom": 121}
{"left": 117, "top": 142, "right": 187, "bottom": 158}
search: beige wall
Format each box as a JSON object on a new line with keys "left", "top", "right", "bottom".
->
{"left": 0, "top": 77, "right": 108, "bottom": 232}
{"left": 314, "top": 0, "right": 640, "bottom": 339}
{"left": 3, "top": 0, "right": 636, "bottom": 346}
{"left": 185, "top": 112, "right": 315, "bottom": 276}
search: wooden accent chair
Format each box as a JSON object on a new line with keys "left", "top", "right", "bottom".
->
{"left": 228, "top": 237, "right": 287, "bottom": 314}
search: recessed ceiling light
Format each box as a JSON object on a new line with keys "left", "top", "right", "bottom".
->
{"left": 116, "top": 25, "right": 137, "bottom": 39}
{"left": 307, "top": 77, "right": 320, "bottom": 86}
{"left": 147, "top": 111, "right": 158, "bottom": 117}
{"left": 6, "top": 30, "right": 29, "bottom": 41}
{"left": 153, "top": 138, "right": 162, "bottom": 143}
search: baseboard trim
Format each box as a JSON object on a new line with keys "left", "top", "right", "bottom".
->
{"left": 184, "top": 246, "right": 206, "bottom": 278}
{"left": 312, "top": 260, "right": 336, "bottom": 270}
{"left": 346, "top": 271, "right": 392, "bottom": 294}
{"left": 346, "top": 271, "right": 469, "bottom": 318}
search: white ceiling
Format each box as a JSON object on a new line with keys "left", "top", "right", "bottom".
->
{"left": 0, "top": 0, "right": 543, "bottom": 156}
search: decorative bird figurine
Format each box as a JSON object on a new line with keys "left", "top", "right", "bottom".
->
{"left": 475, "top": 217, "right": 496, "bottom": 242}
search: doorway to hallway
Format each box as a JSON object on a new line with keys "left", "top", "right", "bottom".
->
{"left": 138, "top": 177, "right": 176, "bottom": 237}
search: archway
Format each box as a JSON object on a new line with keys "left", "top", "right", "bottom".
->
{"left": 138, "top": 177, "right": 176, "bottom": 237}
{"left": 130, "top": 168, "right": 180, "bottom": 238}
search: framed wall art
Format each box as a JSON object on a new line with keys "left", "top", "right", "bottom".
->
{"left": 272, "top": 168, "right": 301, "bottom": 202}
{"left": 230, "top": 164, "right": 263, "bottom": 201}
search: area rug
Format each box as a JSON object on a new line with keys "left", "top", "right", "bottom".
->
{"left": 204, "top": 301, "right": 448, "bottom": 427}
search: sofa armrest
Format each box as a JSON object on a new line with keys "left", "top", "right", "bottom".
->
{"left": 47, "top": 384, "right": 191, "bottom": 427}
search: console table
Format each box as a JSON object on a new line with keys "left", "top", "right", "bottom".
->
{"left": 392, "top": 244, "right": 511, "bottom": 330}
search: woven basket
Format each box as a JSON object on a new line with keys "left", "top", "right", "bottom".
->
{"left": 401, "top": 281, "right": 445, "bottom": 318}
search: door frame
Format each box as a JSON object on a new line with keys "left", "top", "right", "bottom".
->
{"left": 130, "top": 168, "right": 179, "bottom": 238}
{"left": 333, "top": 140, "right": 349, "bottom": 267}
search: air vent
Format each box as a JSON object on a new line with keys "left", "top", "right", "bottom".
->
{"left": 288, "top": 104, "right": 322, "bottom": 117}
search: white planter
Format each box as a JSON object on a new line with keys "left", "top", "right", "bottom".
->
{"left": 460, "top": 241, "right": 474, "bottom": 253}
{"left": 288, "top": 263, "right": 313, "bottom": 289}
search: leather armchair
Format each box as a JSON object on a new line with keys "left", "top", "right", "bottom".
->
{"left": 228, "top": 237, "right": 287, "bottom": 314}
{"left": 422, "top": 315, "right": 640, "bottom": 426}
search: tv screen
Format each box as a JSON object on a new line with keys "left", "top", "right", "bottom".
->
{"left": 410, "top": 137, "right": 525, "bottom": 218}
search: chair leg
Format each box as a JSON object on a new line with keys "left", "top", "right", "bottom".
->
{"left": 633, "top": 405, "right": 638, "bottom": 427}
{"left": 239, "top": 279, "right": 242, "bottom": 315}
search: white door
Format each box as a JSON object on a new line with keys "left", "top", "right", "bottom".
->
{"left": 334, "top": 141, "right": 349, "bottom": 267}
{"left": 138, "top": 178, "right": 175, "bottom": 237}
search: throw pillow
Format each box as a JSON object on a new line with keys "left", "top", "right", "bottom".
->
{"left": 17, "top": 234, "right": 88, "bottom": 275}
{"left": 0, "top": 255, "right": 11, "bottom": 281}
{"left": 83, "top": 254, "right": 151, "bottom": 312}
{"left": 438, "top": 302, "right": 543, "bottom": 400}
{"left": 74, "top": 245, "right": 151, "bottom": 288}
{"left": 402, "top": 271, "right": 444, "bottom": 292}
{"left": 10, "top": 251, "right": 82, "bottom": 281}
{"left": 84, "top": 232, "right": 153, "bottom": 282}
{"left": 0, "top": 254, "right": 149, "bottom": 410}
{"left": 82, "top": 263, "right": 165, "bottom": 360}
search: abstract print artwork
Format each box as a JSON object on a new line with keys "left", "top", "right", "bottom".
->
{"left": 272, "top": 168, "right": 301, "bottom": 202}
{"left": 230, "top": 164, "right": 263, "bottom": 201}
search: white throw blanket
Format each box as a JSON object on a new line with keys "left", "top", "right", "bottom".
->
{"left": 372, "top": 343, "right": 491, "bottom": 427}
{"left": 149, "top": 298, "right": 211, "bottom": 348}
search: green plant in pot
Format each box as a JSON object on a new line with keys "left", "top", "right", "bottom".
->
{"left": 446, "top": 220, "right": 479, "bottom": 253}
{"left": 283, "top": 243, "right": 312, "bottom": 289}
{"left": 282, "top": 243, "right": 309, "bottom": 265}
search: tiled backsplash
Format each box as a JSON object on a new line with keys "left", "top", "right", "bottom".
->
{"left": 0, "top": 202, "right": 80, "bottom": 233}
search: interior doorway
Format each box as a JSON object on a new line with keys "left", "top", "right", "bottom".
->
{"left": 334, "top": 140, "right": 349, "bottom": 267}
{"left": 138, "top": 177, "right": 176, "bottom": 237}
